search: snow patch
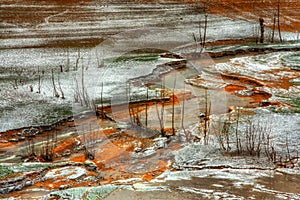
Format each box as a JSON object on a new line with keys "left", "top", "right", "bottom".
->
{"left": 44, "top": 166, "right": 87, "bottom": 180}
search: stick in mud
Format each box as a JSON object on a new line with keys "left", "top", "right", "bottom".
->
{"left": 145, "top": 87, "right": 149, "bottom": 128}
{"left": 277, "top": 0, "right": 282, "bottom": 43}
{"left": 235, "top": 107, "right": 242, "bottom": 154}
{"left": 57, "top": 71, "right": 65, "bottom": 99}
{"left": 259, "top": 18, "right": 265, "bottom": 43}
{"left": 198, "top": 15, "right": 203, "bottom": 46}
{"left": 172, "top": 74, "right": 177, "bottom": 136}
{"left": 73, "top": 74, "right": 81, "bottom": 105}
{"left": 203, "top": 88, "right": 211, "bottom": 145}
{"left": 202, "top": 14, "right": 208, "bottom": 48}
{"left": 37, "top": 66, "right": 41, "bottom": 94}
{"left": 155, "top": 80, "right": 166, "bottom": 137}
{"left": 81, "top": 64, "right": 86, "bottom": 105}
{"left": 160, "top": 77, "right": 165, "bottom": 136}
{"left": 66, "top": 48, "right": 70, "bottom": 72}
{"left": 51, "top": 69, "right": 59, "bottom": 98}
{"left": 128, "top": 82, "right": 134, "bottom": 125}
{"left": 181, "top": 82, "right": 186, "bottom": 134}
{"left": 100, "top": 81, "right": 104, "bottom": 117}
{"left": 74, "top": 49, "right": 81, "bottom": 71}
{"left": 271, "top": 14, "right": 276, "bottom": 43}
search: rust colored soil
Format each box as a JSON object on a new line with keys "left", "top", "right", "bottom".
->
{"left": 70, "top": 155, "right": 87, "bottom": 163}
{"left": 0, "top": 142, "right": 13, "bottom": 148}
{"left": 225, "top": 84, "right": 247, "bottom": 93}
{"left": 248, "top": 90, "right": 273, "bottom": 103}
{"left": 262, "top": 68, "right": 300, "bottom": 90}
{"left": 159, "top": 0, "right": 300, "bottom": 32}
{"left": 209, "top": 0, "right": 300, "bottom": 32}
{"left": 142, "top": 172, "right": 154, "bottom": 181}
{"left": 53, "top": 137, "right": 81, "bottom": 155}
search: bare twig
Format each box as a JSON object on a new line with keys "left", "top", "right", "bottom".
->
{"left": 172, "top": 74, "right": 177, "bottom": 136}
{"left": 51, "top": 69, "right": 59, "bottom": 98}
{"left": 57, "top": 71, "right": 65, "bottom": 99}
{"left": 277, "top": 0, "right": 282, "bottom": 42}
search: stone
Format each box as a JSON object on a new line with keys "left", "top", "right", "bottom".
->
{"left": 59, "top": 184, "right": 72, "bottom": 190}
{"left": 8, "top": 138, "right": 19, "bottom": 142}
{"left": 154, "top": 137, "right": 168, "bottom": 149}
{"left": 84, "top": 160, "right": 98, "bottom": 172}
{"left": 134, "top": 147, "right": 142, "bottom": 153}
{"left": 18, "top": 136, "right": 26, "bottom": 141}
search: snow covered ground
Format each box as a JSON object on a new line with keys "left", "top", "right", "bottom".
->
{"left": 0, "top": 1, "right": 247, "bottom": 132}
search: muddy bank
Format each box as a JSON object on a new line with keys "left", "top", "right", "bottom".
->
{"left": 182, "top": 42, "right": 300, "bottom": 59}
{"left": 208, "top": 45, "right": 300, "bottom": 58}
{"left": 151, "top": 0, "right": 300, "bottom": 32}
{"left": 104, "top": 168, "right": 300, "bottom": 200}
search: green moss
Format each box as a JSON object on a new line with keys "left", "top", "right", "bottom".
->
{"left": 110, "top": 54, "right": 159, "bottom": 63}
{"left": 0, "top": 75, "right": 31, "bottom": 83}
{"left": 52, "top": 105, "right": 73, "bottom": 116}
{"left": 0, "top": 165, "right": 13, "bottom": 179}
{"left": 93, "top": 98, "right": 111, "bottom": 105}
{"left": 270, "top": 97, "right": 300, "bottom": 113}
{"left": 290, "top": 97, "right": 300, "bottom": 112}
{"left": 289, "top": 78, "right": 300, "bottom": 86}
{"left": 29, "top": 103, "right": 73, "bottom": 127}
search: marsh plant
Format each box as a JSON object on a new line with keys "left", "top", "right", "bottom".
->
{"left": 211, "top": 112, "right": 299, "bottom": 167}
{"left": 80, "top": 124, "right": 100, "bottom": 160}
{"left": 39, "top": 131, "right": 57, "bottom": 162}
{"left": 20, "top": 131, "right": 58, "bottom": 162}
{"left": 212, "top": 112, "right": 271, "bottom": 157}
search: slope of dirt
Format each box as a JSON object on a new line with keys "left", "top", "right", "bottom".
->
{"left": 145, "top": 0, "right": 300, "bottom": 32}
{"left": 208, "top": 0, "right": 300, "bottom": 32}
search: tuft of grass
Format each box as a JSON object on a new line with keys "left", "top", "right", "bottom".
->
{"left": 43, "top": 105, "right": 72, "bottom": 123}
{"left": 289, "top": 78, "right": 300, "bottom": 86}
{"left": 290, "top": 97, "right": 300, "bottom": 113}
{"left": 52, "top": 105, "right": 73, "bottom": 116}
{"left": 267, "top": 95, "right": 300, "bottom": 113}
{"left": 291, "top": 97, "right": 300, "bottom": 106}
